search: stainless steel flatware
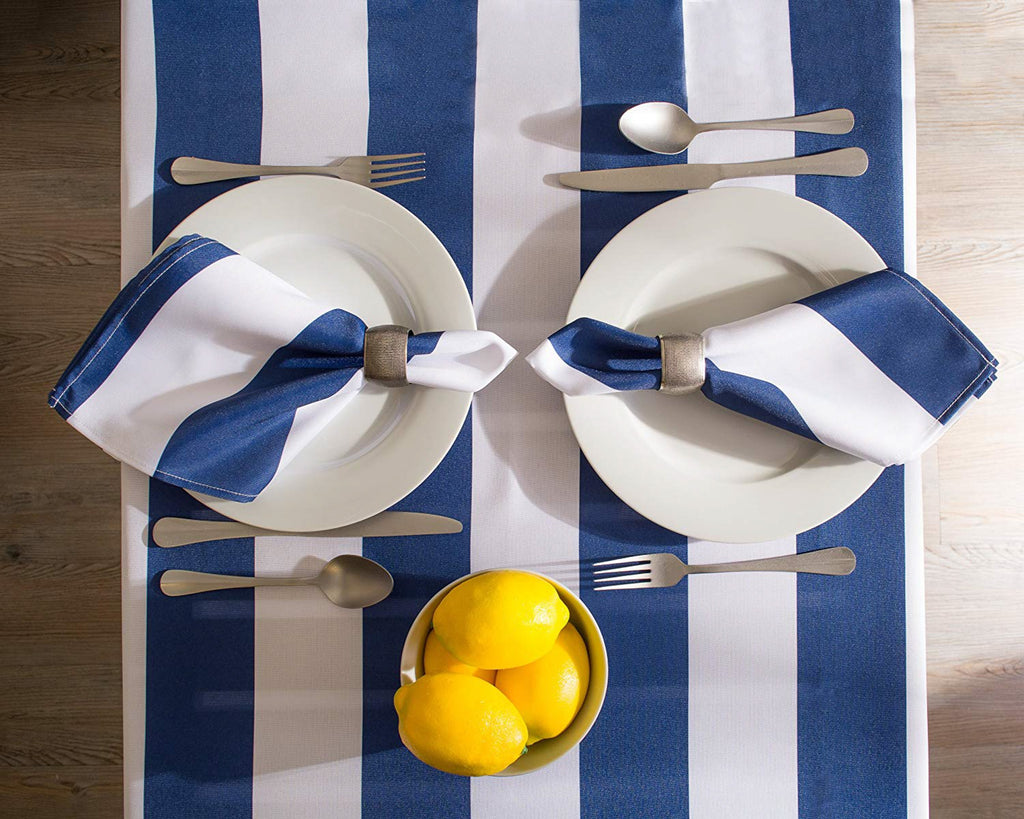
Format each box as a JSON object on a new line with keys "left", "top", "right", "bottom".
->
{"left": 558, "top": 147, "right": 867, "bottom": 192}
{"left": 171, "top": 153, "right": 426, "bottom": 189}
{"left": 160, "top": 554, "right": 394, "bottom": 608}
{"left": 619, "top": 102, "right": 854, "bottom": 154}
{"left": 593, "top": 546, "right": 856, "bottom": 590}
{"left": 152, "top": 511, "right": 462, "bottom": 548}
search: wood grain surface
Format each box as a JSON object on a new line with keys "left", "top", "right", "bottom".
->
{"left": 0, "top": 1, "right": 1020, "bottom": 816}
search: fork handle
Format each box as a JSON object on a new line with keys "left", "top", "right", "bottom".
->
{"left": 686, "top": 547, "right": 856, "bottom": 576}
{"left": 171, "top": 156, "right": 341, "bottom": 185}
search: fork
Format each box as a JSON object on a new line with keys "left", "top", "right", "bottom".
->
{"left": 592, "top": 546, "right": 855, "bottom": 590}
{"left": 170, "top": 153, "right": 426, "bottom": 189}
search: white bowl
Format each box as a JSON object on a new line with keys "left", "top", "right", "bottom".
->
{"left": 399, "top": 570, "right": 608, "bottom": 776}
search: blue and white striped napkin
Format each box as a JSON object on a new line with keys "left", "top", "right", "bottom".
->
{"left": 529, "top": 268, "right": 997, "bottom": 466}
{"left": 49, "top": 234, "right": 514, "bottom": 501}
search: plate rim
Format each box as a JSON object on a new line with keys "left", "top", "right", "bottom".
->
{"left": 157, "top": 175, "right": 475, "bottom": 531}
{"left": 564, "top": 187, "right": 884, "bottom": 543}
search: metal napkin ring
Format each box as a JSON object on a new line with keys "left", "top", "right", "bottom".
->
{"left": 363, "top": 324, "right": 411, "bottom": 387}
{"left": 658, "top": 333, "right": 705, "bottom": 395}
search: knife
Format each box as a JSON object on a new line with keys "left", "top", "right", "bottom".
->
{"left": 558, "top": 147, "right": 868, "bottom": 192}
{"left": 152, "top": 511, "right": 463, "bottom": 548}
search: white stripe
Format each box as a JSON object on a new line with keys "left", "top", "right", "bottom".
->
{"left": 703, "top": 302, "right": 939, "bottom": 466}
{"left": 278, "top": 372, "right": 365, "bottom": 467}
{"left": 121, "top": 0, "right": 157, "bottom": 811}
{"left": 903, "top": 457, "right": 928, "bottom": 819}
{"left": 687, "top": 539, "right": 799, "bottom": 819}
{"left": 258, "top": 0, "right": 369, "bottom": 164}
{"left": 682, "top": 0, "right": 795, "bottom": 193}
{"left": 253, "top": 5, "right": 369, "bottom": 817}
{"left": 406, "top": 331, "right": 517, "bottom": 392}
{"left": 526, "top": 339, "right": 619, "bottom": 396}
{"left": 65, "top": 254, "right": 329, "bottom": 485}
{"left": 682, "top": 2, "right": 799, "bottom": 817}
{"left": 470, "top": 1, "right": 581, "bottom": 815}
{"left": 121, "top": 467, "right": 150, "bottom": 819}
{"left": 900, "top": 0, "right": 918, "bottom": 282}
{"left": 900, "top": 3, "right": 929, "bottom": 816}
{"left": 251, "top": 537, "right": 364, "bottom": 818}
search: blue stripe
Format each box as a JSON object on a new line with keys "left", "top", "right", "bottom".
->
{"left": 145, "top": 2, "right": 263, "bottom": 817}
{"left": 790, "top": 2, "right": 909, "bottom": 815}
{"left": 702, "top": 360, "right": 819, "bottom": 442}
{"left": 145, "top": 482, "right": 255, "bottom": 819}
{"left": 408, "top": 331, "right": 443, "bottom": 358}
{"left": 151, "top": 1, "right": 263, "bottom": 247}
{"left": 796, "top": 468, "right": 907, "bottom": 818}
{"left": 549, "top": 318, "right": 662, "bottom": 391}
{"left": 799, "top": 269, "right": 997, "bottom": 422}
{"left": 157, "top": 309, "right": 365, "bottom": 502}
{"left": 578, "top": 3, "right": 689, "bottom": 817}
{"left": 49, "top": 236, "right": 233, "bottom": 419}
{"left": 360, "top": 2, "right": 477, "bottom": 815}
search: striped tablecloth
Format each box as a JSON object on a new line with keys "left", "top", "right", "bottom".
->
{"left": 121, "top": 2, "right": 925, "bottom": 817}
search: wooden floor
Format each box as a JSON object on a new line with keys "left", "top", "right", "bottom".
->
{"left": 0, "top": 1, "right": 1020, "bottom": 816}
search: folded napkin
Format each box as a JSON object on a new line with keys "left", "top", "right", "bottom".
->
{"left": 49, "top": 235, "right": 515, "bottom": 501}
{"left": 528, "top": 269, "right": 997, "bottom": 467}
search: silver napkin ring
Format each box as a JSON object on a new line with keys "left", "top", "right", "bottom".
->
{"left": 658, "top": 333, "right": 705, "bottom": 395}
{"left": 364, "top": 324, "right": 411, "bottom": 387}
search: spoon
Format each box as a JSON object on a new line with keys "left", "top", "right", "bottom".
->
{"left": 159, "top": 554, "right": 394, "bottom": 608}
{"left": 619, "top": 103, "right": 854, "bottom": 155}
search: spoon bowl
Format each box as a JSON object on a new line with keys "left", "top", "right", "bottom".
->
{"left": 619, "top": 102, "right": 701, "bottom": 155}
{"left": 619, "top": 102, "right": 855, "bottom": 155}
{"left": 316, "top": 554, "right": 394, "bottom": 608}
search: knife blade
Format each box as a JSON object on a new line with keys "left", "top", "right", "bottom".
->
{"left": 558, "top": 147, "right": 868, "bottom": 192}
{"left": 152, "top": 511, "right": 463, "bottom": 548}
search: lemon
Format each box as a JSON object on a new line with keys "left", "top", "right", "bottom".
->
{"left": 393, "top": 672, "right": 527, "bottom": 776}
{"left": 495, "top": 623, "right": 590, "bottom": 745}
{"left": 432, "top": 570, "right": 569, "bottom": 669}
{"left": 423, "top": 630, "right": 496, "bottom": 684}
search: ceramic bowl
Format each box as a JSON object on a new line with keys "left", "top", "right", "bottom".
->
{"left": 399, "top": 569, "right": 608, "bottom": 776}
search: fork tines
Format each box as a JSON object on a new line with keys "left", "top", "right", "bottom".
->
{"left": 367, "top": 153, "right": 425, "bottom": 188}
{"left": 593, "top": 554, "right": 655, "bottom": 568}
{"left": 592, "top": 554, "right": 655, "bottom": 591}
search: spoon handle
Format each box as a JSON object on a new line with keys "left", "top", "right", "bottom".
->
{"left": 159, "top": 569, "right": 312, "bottom": 596}
{"left": 684, "top": 547, "right": 856, "bottom": 576}
{"left": 699, "top": 108, "right": 854, "bottom": 135}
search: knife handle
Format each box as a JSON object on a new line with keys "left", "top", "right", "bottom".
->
{"left": 151, "top": 512, "right": 462, "bottom": 548}
{"left": 153, "top": 518, "right": 275, "bottom": 547}
{"left": 715, "top": 147, "right": 868, "bottom": 184}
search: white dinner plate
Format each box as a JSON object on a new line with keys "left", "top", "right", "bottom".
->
{"left": 159, "top": 176, "right": 475, "bottom": 531}
{"left": 566, "top": 187, "right": 885, "bottom": 543}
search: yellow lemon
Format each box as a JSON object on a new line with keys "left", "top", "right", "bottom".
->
{"left": 423, "top": 630, "right": 496, "bottom": 684}
{"left": 494, "top": 623, "right": 590, "bottom": 745}
{"left": 432, "top": 570, "right": 570, "bottom": 669}
{"left": 393, "top": 672, "right": 527, "bottom": 776}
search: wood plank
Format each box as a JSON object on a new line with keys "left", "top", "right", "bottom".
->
{"left": 0, "top": 0, "right": 123, "bottom": 814}
{"left": 917, "top": 0, "right": 1024, "bottom": 812}
{"left": 929, "top": 745, "right": 1024, "bottom": 818}
{"left": 0, "top": 766, "right": 122, "bottom": 819}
